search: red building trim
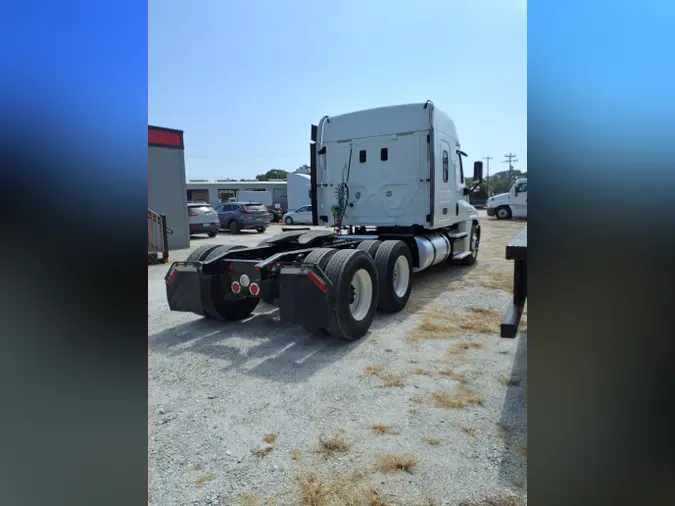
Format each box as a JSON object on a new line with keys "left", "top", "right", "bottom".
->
{"left": 149, "top": 125, "right": 184, "bottom": 149}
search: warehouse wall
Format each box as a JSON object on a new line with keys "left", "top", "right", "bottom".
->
{"left": 149, "top": 145, "right": 190, "bottom": 250}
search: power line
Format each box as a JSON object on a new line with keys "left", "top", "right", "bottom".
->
{"left": 503, "top": 153, "right": 518, "bottom": 184}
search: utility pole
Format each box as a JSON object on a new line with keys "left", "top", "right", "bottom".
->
{"left": 503, "top": 153, "right": 518, "bottom": 185}
{"left": 482, "top": 156, "right": 494, "bottom": 195}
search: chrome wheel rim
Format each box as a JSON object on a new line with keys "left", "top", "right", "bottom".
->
{"left": 349, "top": 269, "right": 373, "bottom": 321}
{"left": 392, "top": 255, "right": 410, "bottom": 297}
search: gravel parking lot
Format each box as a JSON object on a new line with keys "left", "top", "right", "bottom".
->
{"left": 149, "top": 212, "right": 527, "bottom": 506}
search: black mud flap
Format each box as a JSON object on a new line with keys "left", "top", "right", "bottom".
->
{"left": 165, "top": 262, "right": 208, "bottom": 315}
{"left": 278, "top": 264, "right": 334, "bottom": 328}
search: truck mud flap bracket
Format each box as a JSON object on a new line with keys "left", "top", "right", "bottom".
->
{"left": 165, "top": 262, "right": 209, "bottom": 315}
{"left": 278, "top": 264, "right": 334, "bottom": 328}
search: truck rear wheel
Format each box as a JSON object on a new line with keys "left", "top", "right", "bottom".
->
{"left": 202, "top": 245, "right": 260, "bottom": 321}
{"left": 357, "top": 239, "right": 382, "bottom": 258}
{"left": 301, "top": 248, "right": 338, "bottom": 335}
{"left": 374, "top": 240, "right": 413, "bottom": 313}
{"left": 323, "top": 249, "right": 378, "bottom": 341}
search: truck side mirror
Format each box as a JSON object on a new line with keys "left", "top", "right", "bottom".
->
{"left": 473, "top": 161, "right": 483, "bottom": 183}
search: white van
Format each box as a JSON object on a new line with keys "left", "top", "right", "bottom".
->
{"left": 486, "top": 178, "right": 527, "bottom": 219}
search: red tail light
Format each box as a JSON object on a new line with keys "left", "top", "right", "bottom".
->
{"left": 241, "top": 209, "right": 252, "bottom": 214}
{"left": 249, "top": 283, "right": 260, "bottom": 296}
{"left": 188, "top": 212, "right": 198, "bottom": 216}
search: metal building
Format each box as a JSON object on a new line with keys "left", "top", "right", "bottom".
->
{"left": 186, "top": 180, "right": 288, "bottom": 210}
{"left": 148, "top": 125, "right": 190, "bottom": 250}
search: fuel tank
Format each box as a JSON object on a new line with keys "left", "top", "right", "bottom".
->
{"left": 413, "top": 232, "right": 453, "bottom": 272}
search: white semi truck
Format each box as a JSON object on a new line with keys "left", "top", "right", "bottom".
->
{"left": 166, "top": 102, "right": 484, "bottom": 340}
{"left": 486, "top": 178, "right": 527, "bottom": 219}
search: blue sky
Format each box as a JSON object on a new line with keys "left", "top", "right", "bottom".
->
{"left": 149, "top": 0, "right": 526, "bottom": 180}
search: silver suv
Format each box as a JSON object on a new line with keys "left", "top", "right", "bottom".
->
{"left": 215, "top": 202, "right": 270, "bottom": 233}
{"left": 187, "top": 202, "right": 220, "bottom": 237}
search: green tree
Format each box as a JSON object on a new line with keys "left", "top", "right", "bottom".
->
{"left": 256, "top": 169, "right": 289, "bottom": 181}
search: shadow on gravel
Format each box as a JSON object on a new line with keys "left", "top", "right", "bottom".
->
{"left": 148, "top": 260, "right": 477, "bottom": 384}
{"left": 148, "top": 305, "right": 364, "bottom": 384}
{"left": 498, "top": 330, "right": 528, "bottom": 491}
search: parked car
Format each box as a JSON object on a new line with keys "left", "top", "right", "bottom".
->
{"left": 282, "top": 205, "right": 313, "bottom": 225}
{"left": 214, "top": 201, "right": 270, "bottom": 233}
{"left": 188, "top": 202, "right": 220, "bottom": 237}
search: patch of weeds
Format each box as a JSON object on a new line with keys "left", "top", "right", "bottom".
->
{"left": 195, "top": 473, "right": 216, "bottom": 486}
{"left": 290, "top": 449, "right": 303, "bottom": 460}
{"left": 430, "top": 389, "right": 484, "bottom": 409}
{"left": 519, "top": 444, "right": 527, "bottom": 457}
{"left": 461, "top": 426, "right": 477, "bottom": 438}
{"left": 263, "top": 433, "right": 278, "bottom": 444}
{"left": 315, "top": 430, "right": 351, "bottom": 459}
{"left": 363, "top": 364, "right": 406, "bottom": 387}
{"left": 411, "top": 395, "right": 425, "bottom": 404}
{"left": 499, "top": 375, "right": 521, "bottom": 387}
{"left": 408, "top": 409, "right": 418, "bottom": 415}
{"left": 447, "top": 341, "right": 485, "bottom": 356}
{"left": 295, "top": 470, "right": 380, "bottom": 506}
{"left": 251, "top": 446, "right": 274, "bottom": 458}
{"left": 375, "top": 453, "right": 419, "bottom": 473}
{"left": 423, "top": 437, "right": 441, "bottom": 446}
{"left": 372, "top": 424, "right": 399, "bottom": 435}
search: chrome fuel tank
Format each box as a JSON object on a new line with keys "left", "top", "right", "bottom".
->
{"left": 413, "top": 233, "right": 452, "bottom": 272}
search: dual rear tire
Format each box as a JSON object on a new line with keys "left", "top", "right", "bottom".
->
{"left": 302, "top": 240, "right": 412, "bottom": 341}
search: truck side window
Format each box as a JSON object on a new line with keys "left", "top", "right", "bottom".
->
{"left": 381, "top": 148, "right": 388, "bottom": 161}
{"left": 359, "top": 150, "right": 366, "bottom": 163}
{"left": 442, "top": 150, "right": 449, "bottom": 182}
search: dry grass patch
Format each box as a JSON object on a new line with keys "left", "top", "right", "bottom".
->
{"left": 251, "top": 446, "right": 274, "bottom": 458}
{"left": 315, "top": 430, "right": 351, "bottom": 458}
{"left": 363, "top": 364, "right": 406, "bottom": 387}
{"left": 375, "top": 453, "right": 419, "bottom": 473}
{"left": 447, "top": 341, "right": 485, "bottom": 356}
{"left": 474, "top": 268, "right": 514, "bottom": 292}
{"left": 263, "top": 433, "right": 278, "bottom": 444}
{"left": 290, "top": 449, "right": 303, "bottom": 460}
{"left": 411, "top": 395, "right": 425, "bottom": 404}
{"left": 458, "top": 493, "right": 526, "bottom": 506}
{"left": 295, "top": 470, "right": 387, "bottom": 506}
{"left": 237, "top": 492, "right": 275, "bottom": 506}
{"left": 195, "top": 473, "right": 216, "bottom": 486}
{"left": 437, "top": 368, "right": 469, "bottom": 383}
{"left": 423, "top": 437, "right": 441, "bottom": 446}
{"left": 408, "top": 307, "right": 503, "bottom": 342}
{"left": 461, "top": 426, "right": 477, "bottom": 438}
{"left": 371, "top": 424, "right": 399, "bottom": 435}
{"left": 430, "top": 389, "right": 484, "bottom": 409}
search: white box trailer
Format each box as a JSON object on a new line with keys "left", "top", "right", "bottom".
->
{"left": 236, "top": 190, "right": 273, "bottom": 207}
{"left": 286, "top": 173, "right": 312, "bottom": 211}
{"left": 166, "top": 102, "right": 484, "bottom": 341}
